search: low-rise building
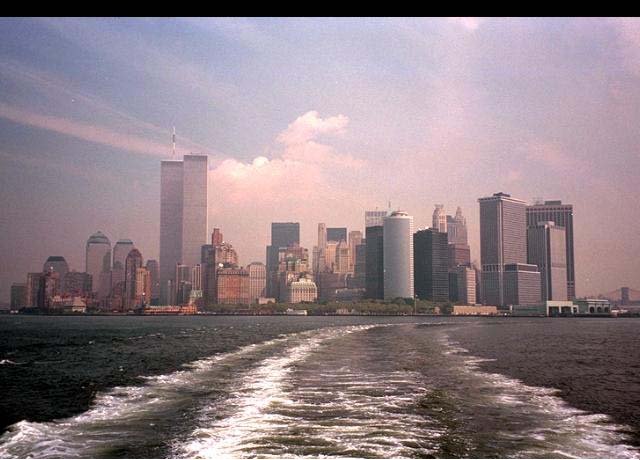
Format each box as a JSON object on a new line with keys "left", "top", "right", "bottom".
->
{"left": 452, "top": 305, "right": 499, "bottom": 316}
{"left": 286, "top": 278, "right": 318, "bottom": 303}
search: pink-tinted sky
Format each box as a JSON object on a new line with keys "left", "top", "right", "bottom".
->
{"left": 1, "top": 17, "right": 639, "bottom": 302}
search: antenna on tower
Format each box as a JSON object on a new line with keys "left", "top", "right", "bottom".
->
{"left": 172, "top": 127, "right": 176, "bottom": 158}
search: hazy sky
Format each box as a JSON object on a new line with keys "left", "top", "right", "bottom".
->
{"left": 1, "top": 17, "right": 639, "bottom": 302}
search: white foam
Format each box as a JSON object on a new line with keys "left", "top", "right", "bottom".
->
{"left": 440, "top": 334, "right": 640, "bottom": 459}
{"left": 0, "top": 328, "right": 337, "bottom": 459}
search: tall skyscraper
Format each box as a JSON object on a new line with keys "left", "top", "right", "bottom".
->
{"left": 432, "top": 205, "right": 447, "bottom": 233}
{"left": 527, "top": 221, "right": 568, "bottom": 301}
{"left": 160, "top": 160, "right": 183, "bottom": 304}
{"left": 112, "top": 239, "right": 134, "bottom": 291}
{"left": 365, "top": 226, "right": 384, "bottom": 299}
{"left": 446, "top": 207, "right": 468, "bottom": 245}
{"left": 317, "top": 223, "right": 327, "bottom": 249}
{"left": 266, "top": 222, "right": 300, "bottom": 297}
{"left": 86, "top": 231, "right": 111, "bottom": 300}
{"left": 124, "top": 248, "right": 143, "bottom": 310}
{"left": 353, "top": 238, "right": 367, "bottom": 290}
{"left": 383, "top": 211, "right": 414, "bottom": 299}
{"left": 348, "top": 230, "right": 363, "bottom": 273}
{"left": 145, "top": 259, "right": 160, "bottom": 305}
{"left": 478, "top": 192, "right": 534, "bottom": 306}
{"left": 365, "top": 210, "right": 388, "bottom": 228}
{"left": 526, "top": 200, "right": 575, "bottom": 299}
{"left": 182, "top": 155, "right": 209, "bottom": 268}
{"left": 159, "top": 154, "right": 208, "bottom": 304}
{"left": 414, "top": 228, "right": 449, "bottom": 302}
{"left": 113, "top": 239, "right": 135, "bottom": 270}
{"left": 327, "top": 227, "right": 347, "bottom": 242}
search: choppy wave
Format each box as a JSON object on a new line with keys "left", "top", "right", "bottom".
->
{"left": 1, "top": 321, "right": 638, "bottom": 459}
{"left": 439, "top": 334, "right": 639, "bottom": 459}
{"left": 0, "top": 326, "right": 371, "bottom": 458}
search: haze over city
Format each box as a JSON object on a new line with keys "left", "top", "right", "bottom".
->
{"left": 2, "top": 17, "right": 640, "bottom": 303}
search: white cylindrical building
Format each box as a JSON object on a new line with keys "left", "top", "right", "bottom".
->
{"left": 383, "top": 211, "right": 414, "bottom": 299}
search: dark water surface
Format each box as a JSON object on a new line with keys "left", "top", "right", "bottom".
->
{"left": 0, "top": 315, "right": 638, "bottom": 458}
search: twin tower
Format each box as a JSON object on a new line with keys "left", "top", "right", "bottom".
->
{"left": 159, "top": 154, "right": 208, "bottom": 305}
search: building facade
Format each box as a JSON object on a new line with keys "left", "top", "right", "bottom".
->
{"left": 365, "top": 225, "right": 384, "bottom": 299}
{"left": 86, "top": 231, "right": 111, "bottom": 299}
{"left": 527, "top": 221, "right": 568, "bottom": 301}
{"left": 526, "top": 200, "right": 575, "bottom": 299}
{"left": 216, "top": 267, "right": 250, "bottom": 305}
{"left": 286, "top": 278, "right": 318, "bottom": 303}
{"left": 383, "top": 211, "right": 414, "bottom": 299}
{"left": 248, "top": 262, "right": 267, "bottom": 303}
{"left": 159, "top": 154, "right": 208, "bottom": 305}
{"left": 414, "top": 228, "right": 449, "bottom": 302}
{"left": 478, "top": 192, "right": 528, "bottom": 307}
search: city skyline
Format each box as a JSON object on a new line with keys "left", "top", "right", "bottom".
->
{"left": 2, "top": 18, "right": 640, "bottom": 302}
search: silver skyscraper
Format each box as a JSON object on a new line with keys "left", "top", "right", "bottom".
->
{"left": 159, "top": 154, "right": 208, "bottom": 305}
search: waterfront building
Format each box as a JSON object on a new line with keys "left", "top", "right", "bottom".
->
{"left": 216, "top": 267, "right": 250, "bottom": 305}
{"left": 503, "top": 263, "right": 541, "bottom": 306}
{"left": 42, "top": 256, "right": 69, "bottom": 292}
{"left": 248, "top": 262, "right": 267, "bottom": 303}
{"left": 478, "top": 192, "right": 528, "bottom": 307}
{"left": 86, "top": 231, "right": 111, "bottom": 299}
{"left": 413, "top": 228, "right": 449, "bottom": 302}
{"left": 456, "top": 265, "right": 477, "bottom": 305}
{"left": 124, "top": 248, "right": 143, "bottom": 310}
{"left": 10, "top": 283, "right": 27, "bottom": 309}
{"left": 526, "top": 200, "right": 575, "bottom": 299}
{"left": 452, "top": 305, "right": 498, "bottom": 316}
{"left": 383, "top": 211, "right": 414, "bottom": 299}
{"left": 286, "top": 277, "right": 318, "bottom": 303}
{"left": 159, "top": 154, "right": 208, "bottom": 305}
{"left": 527, "top": 221, "right": 568, "bottom": 301}
{"left": 317, "top": 272, "right": 349, "bottom": 302}
{"left": 365, "top": 210, "right": 388, "bottom": 228}
{"left": 432, "top": 205, "right": 447, "bottom": 233}
{"left": 365, "top": 226, "right": 384, "bottom": 299}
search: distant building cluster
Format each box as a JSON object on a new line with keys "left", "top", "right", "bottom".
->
{"left": 8, "top": 151, "right": 581, "bottom": 315}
